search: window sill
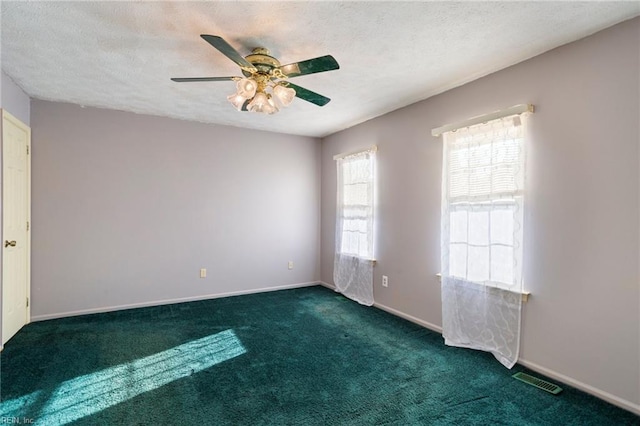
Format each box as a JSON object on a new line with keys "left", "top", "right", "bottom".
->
{"left": 338, "top": 253, "right": 377, "bottom": 266}
{"left": 435, "top": 273, "right": 530, "bottom": 303}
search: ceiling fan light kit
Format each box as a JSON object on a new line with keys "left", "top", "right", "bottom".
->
{"left": 236, "top": 78, "right": 257, "bottom": 98}
{"left": 247, "top": 91, "right": 277, "bottom": 115}
{"left": 273, "top": 84, "right": 296, "bottom": 107}
{"left": 227, "top": 93, "right": 248, "bottom": 111}
{"left": 228, "top": 75, "right": 293, "bottom": 115}
{"left": 172, "top": 35, "right": 340, "bottom": 115}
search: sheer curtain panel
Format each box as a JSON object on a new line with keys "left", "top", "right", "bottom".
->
{"left": 440, "top": 113, "right": 528, "bottom": 368}
{"left": 334, "top": 148, "right": 376, "bottom": 306}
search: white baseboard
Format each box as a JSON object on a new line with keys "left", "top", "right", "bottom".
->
{"left": 319, "top": 280, "right": 335, "bottom": 290}
{"left": 373, "top": 301, "right": 443, "bottom": 334}
{"left": 321, "top": 280, "right": 639, "bottom": 415}
{"left": 31, "top": 281, "right": 319, "bottom": 322}
{"left": 320, "top": 281, "right": 442, "bottom": 333}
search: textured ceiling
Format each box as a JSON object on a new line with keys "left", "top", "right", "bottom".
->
{"left": 1, "top": 2, "right": 638, "bottom": 137}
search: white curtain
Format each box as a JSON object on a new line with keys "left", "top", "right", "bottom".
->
{"left": 441, "top": 114, "right": 527, "bottom": 368}
{"left": 334, "top": 149, "right": 375, "bottom": 306}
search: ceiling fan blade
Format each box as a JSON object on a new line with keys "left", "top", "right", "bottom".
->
{"left": 286, "top": 83, "right": 331, "bottom": 106}
{"left": 200, "top": 35, "right": 257, "bottom": 72}
{"left": 171, "top": 77, "right": 237, "bottom": 82}
{"left": 278, "top": 55, "right": 339, "bottom": 78}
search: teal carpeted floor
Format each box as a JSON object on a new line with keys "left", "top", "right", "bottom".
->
{"left": 1, "top": 285, "right": 638, "bottom": 425}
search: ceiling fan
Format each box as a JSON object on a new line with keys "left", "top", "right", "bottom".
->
{"left": 171, "top": 35, "right": 340, "bottom": 114}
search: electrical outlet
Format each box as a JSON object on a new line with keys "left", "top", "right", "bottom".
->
{"left": 382, "top": 275, "right": 389, "bottom": 287}
{"left": 288, "top": 261, "right": 294, "bottom": 270}
{"left": 200, "top": 268, "right": 206, "bottom": 278}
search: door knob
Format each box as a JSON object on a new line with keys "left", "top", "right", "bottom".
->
{"left": 4, "top": 240, "right": 16, "bottom": 247}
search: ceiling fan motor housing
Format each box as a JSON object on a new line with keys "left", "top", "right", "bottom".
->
{"left": 243, "top": 48, "right": 281, "bottom": 76}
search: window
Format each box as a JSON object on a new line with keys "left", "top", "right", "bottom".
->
{"left": 437, "top": 106, "right": 531, "bottom": 368}
{"left": 333, "top": 146, "right": 376, "bottom": 306}
{"left": 442, "top": 115, "right": 525, "bottom": 290}
{"left": 336, "top": 148, "right": 376, "bottom": 259}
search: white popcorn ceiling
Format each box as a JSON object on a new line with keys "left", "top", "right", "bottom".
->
{"left": 1, "top": 2, "right": 638, "bottom": 137}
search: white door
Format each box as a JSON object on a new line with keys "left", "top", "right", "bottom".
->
{"left": 2, "top": 109, "right": 30, "bottom": 346}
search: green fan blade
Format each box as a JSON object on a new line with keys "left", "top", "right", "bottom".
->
{"left": 278, "top": 55, "right": 339, "bottom": 78}
{"left": 286, "top": 83, "right": 331, "bottom": 106}
{"left": 200, "top": 35, "right": 256, "bottom": 72}
{"left": 171, "top": 77, "right": 236, "bottom": 82}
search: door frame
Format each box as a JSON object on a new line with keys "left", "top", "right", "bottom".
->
{"left": 1, "top": 108, "right": 31, "bottom": 349}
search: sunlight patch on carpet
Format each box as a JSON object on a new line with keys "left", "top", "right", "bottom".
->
{"left": 0, "top": 390, "right": 43, "bottom": 417}
{"left": 2, "top": 329, "right": 246, "bottom": 424}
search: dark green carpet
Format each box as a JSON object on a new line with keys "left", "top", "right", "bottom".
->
{"left": 1, "top": 285, "right": 638, "bottom": 425}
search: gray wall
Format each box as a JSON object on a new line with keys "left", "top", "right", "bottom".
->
{"left": 31, "top": 101, "right": 321, "bottom": 318}
{"left": 321, "top": 18, "right": 640, "bottom": 411}
{"left": 1, "top": 71, "right": 31, "bottom": 126}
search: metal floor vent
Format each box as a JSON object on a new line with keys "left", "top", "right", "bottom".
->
{"left": 512, "top": 372, "right": 563, "bottom": 395}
